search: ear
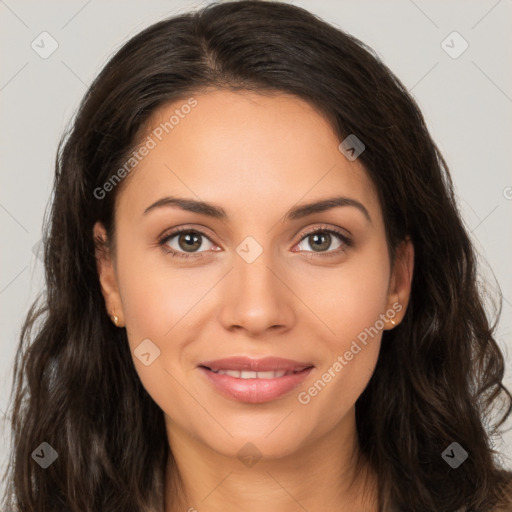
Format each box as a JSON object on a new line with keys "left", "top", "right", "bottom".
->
{"left": 93, "top": 221, "right": 124, "bottom": 327}
{"left": 385, "top": 237, "right": 414, "bottom": 329}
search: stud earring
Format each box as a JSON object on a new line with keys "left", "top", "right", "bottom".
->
{"left": 390, "top": 318, "right": 396, "bottom": 326}
{"left": 110, "top": 314, "right": 119, "bottom": 327}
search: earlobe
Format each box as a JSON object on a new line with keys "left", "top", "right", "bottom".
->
{"left": 386, "top": 238, "right": 414, "bottom": 328}
{"left": 93, "top": 222, "right": 125, "bottom": 327}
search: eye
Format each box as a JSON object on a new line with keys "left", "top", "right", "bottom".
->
{"left": 158, "top": 228, "right": 218, "bottom": 259}
{"left": 157, "top": 225, "right": 353, "bottom": 260}
{"left": 293, "top": 226, "right": 352, "bottom": 256}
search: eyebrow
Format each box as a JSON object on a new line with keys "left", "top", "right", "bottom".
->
{"left": 143, "top": 195, "right": 371, "bottom": 223}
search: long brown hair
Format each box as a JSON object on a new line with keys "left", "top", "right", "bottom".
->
{"left": 2, "top": 1, "right": 511, "bottom": 510}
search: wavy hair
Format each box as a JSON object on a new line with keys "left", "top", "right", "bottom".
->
{"left": 2, "top": 1, "right": 512, "bottom": 510}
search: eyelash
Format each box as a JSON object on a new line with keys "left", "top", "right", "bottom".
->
{"left": 157, "top": 225, "right": 353, "bottom": 260}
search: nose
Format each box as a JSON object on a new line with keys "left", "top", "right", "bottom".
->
{"left": 218, "top": 250, "right": 296, "bottom": 337}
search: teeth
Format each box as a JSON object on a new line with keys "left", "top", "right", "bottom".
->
{"left": 213, "top": 369, "right": 290, "bottom": 379}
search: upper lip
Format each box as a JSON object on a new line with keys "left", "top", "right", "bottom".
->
{"left": 199, "top": 356, "right": 314, "bottom": 372}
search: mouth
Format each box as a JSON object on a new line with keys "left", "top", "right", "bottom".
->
{"left": 199, "top": 356, "right": 314, "bottom": 373}
{"left": 201, "top": 367, "right": 308, "bottom": 379}
{"left": 198, "top": 356, "right": 315, "bottom": 403}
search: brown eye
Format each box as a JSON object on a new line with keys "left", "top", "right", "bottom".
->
{"left": 176, "top": 231, "right": 202, "bottom": 252}
{"left": 159, "top": 228, "right": 216, "bottom": 258}
{"left": 295, "top": 227, "right": 352, "bottom": 256}
{"left": 306, "top": 232, "right": 332, "bottom": 252}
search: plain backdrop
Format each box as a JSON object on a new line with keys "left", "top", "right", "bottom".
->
{"left": 1, "top": 0, "right": 511, "bottom": 498}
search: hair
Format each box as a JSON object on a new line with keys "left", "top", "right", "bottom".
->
{"left": 2, "top": 1, "right": 511, "bottom": 510}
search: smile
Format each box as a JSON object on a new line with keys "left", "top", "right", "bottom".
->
{"left": 198, "top": 366, "right": 314, "bottom": 404}
{"left": 207, "top": 369, "right": 298, "bottom": 379}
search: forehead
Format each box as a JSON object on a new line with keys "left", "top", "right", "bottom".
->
{"left": 115, "top": 89, "right": 381, "bottom": 225}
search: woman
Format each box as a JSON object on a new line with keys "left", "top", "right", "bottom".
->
{"left": 2, "top": 1, "right": 511, "bottom": 510}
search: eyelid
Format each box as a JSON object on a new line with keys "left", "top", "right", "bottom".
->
{"left": 157, "top": 225, "right": 218, "bottom": 259}
{"left": 157, "top": 223, "right": 352, "bottom": 259}
{"left": 297, "top": 224, "right": 352, "bottom": 243}
{"left": 292, "top": 224, "right": 353, "bottom": 256}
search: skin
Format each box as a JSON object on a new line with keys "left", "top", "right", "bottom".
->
{"left": 94, "top": 89, "right": 414, "bottom": 512}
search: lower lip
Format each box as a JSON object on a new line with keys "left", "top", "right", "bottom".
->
{"left": 199, "top": 366, "right": 314, "bottom": 403}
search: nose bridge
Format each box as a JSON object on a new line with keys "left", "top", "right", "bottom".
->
{"left": 218, "top": 234, "right": 295, "bottom": 334}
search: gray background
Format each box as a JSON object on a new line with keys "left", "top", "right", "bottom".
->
{"left": 1, "top": 0, "right": 511, "bottom": 494}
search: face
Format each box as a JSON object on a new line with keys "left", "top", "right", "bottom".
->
{"left": 94, "top": 89, "right": 413, "bottom": 461}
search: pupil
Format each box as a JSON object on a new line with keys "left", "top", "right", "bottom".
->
{"left": 180, "top": 232, "right": 200, "bottom": 252}
{"left": 312, "top": 233, "right": 329, "bottom": 251}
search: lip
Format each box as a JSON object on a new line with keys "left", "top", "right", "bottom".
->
{"left": 199, "top": 356, "right": 314, "bottom": 372}
{"left": 198, "top": 356, "right": 314, "bottom": 403}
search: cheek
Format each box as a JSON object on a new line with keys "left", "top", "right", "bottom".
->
{"left": 298, "top": 242, "right": 390, "bottom": 395}
{"left": 302, "top": 245, "right": 391, "bottom": 344}
{"left": 115, "top": 260, "right": 193, "bottom": 417}
{"left": 115, "top": 230, "right": 205, "bottom": 340}
{"left": 114, "top": 236, "right": 221, "bottom": 407}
